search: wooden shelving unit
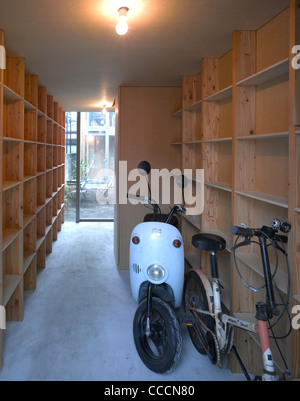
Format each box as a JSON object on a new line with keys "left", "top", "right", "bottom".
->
{"left": 0, "top": 30, "right": 65, "bottom": 370}
{"left": 174, "top": 2, "right": 300, "bottom": 378}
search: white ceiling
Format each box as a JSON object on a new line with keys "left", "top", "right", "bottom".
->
{"left": 0, "top": 0, "right": 289, "bottom": 111}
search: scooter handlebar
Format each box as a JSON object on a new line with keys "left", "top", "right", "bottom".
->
{"left": 127, "top": 193, "right": 157, "bottom": 205}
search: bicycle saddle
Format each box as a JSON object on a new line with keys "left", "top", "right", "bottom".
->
{"left": 192, "top": 233, "right": 226, "bottom": 252}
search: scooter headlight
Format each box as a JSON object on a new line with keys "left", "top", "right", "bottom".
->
{"left": 147, "top": 264, "right": 165, "bottom": 282}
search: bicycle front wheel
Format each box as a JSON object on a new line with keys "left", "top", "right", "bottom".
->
{"left": 184, "top": 270, "right": 217, "bottom": 364}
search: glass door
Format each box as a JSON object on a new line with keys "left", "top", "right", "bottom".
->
{"left": 65, "top": 112, "right": 78, "bottom": 222}
{"left": 64, "top": 111, "right": 115, "bottom": 222}
{"left": 79, "top": 111, "right": 115, "bottom": 221}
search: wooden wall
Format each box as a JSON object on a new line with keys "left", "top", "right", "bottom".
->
{"left": 114, "top": 87, "right": 182, "bottom": 270}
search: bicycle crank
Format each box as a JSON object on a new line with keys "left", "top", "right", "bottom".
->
{"left": 191, "top": 310, "right": 221, "bottom": 367}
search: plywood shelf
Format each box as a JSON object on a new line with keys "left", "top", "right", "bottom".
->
{"left": 236, "top": 131, "right": 289, "bottom": 140}
{"left": 183, "top": 140, "right": 202, "bottom": 145}
{"left": 203, "top": 137, "right": 232, "bottom": 143}
{"left": 182, "top": 213, "right": 201, "bottom": 230}
{"left": 205, "top": 181, "right": 232, "bottom": 193}
{"left": 2, "top": 84, "right": 23, "bottom": 101}
{"left": 203, "top": 85, "right": 233, "bottom": 102}
{"left": 185, "top": 252, "right": 201, "bottom": 269}
{"left": 184, "top": 99, "right": 202, "bottom": 112}
{"left": 2, "top": 228, "right": 22, "bottom": 251}
{"left": 235, "top": 190, "right": 288, "bottom": 208}
{"left": 3, "top": 275, "right": 23, "bottom": 307}
{"left": 0, "top": 38, "right": 66, "bottom": 370}
{"left": 2, "top": 180, "right": 23, "bottom": 191}
{"left": 175, "top": 6, "right": 299, "bottom": 378}
{"left": 23, "top": 251, "right": 36, "bottom": 274}
{"left": 171, "top": 109, "right": 182, "bottom": 118}
{"left": 236, "top": 58, "right": 289, "bottom": 86}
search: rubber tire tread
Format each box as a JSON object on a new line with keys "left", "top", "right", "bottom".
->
{"left": 133, "top": 297, "right": 182, "bottom": 374}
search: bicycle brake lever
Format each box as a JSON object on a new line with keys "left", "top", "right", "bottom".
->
{"left": 231, "top": 238, "right": 251, "bottom": 252}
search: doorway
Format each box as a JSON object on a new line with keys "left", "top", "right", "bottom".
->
{"left": 65, "top": 111, "right": 115, "bottom": 222}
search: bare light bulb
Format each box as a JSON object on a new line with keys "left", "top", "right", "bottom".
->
{"left": 116, "top": 7, "right": 129, "bottom": 36}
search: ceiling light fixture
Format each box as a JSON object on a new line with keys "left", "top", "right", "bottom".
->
{"left": 116, "top": 6, "right": 129, "bottom": 36}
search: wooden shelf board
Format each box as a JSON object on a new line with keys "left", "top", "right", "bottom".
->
{"left": 3, "top": 84, "right": 23, "bottom": 101}
{"left": 23, "top": 214, "right": 36, "bottom": 228}
{"left": 235, "top": 252, "right": 288, "bottom": 295}
{"left": 235, "top": 190, "right": 288, "bottom": 209}
{"left": 205, "top": 181, "right": 232, "bottom": 193}
{"left": 36, "top": 204, "right": 45, "bottom": 214}
{"left": 24, "top": 175, "right": 37, "bottom": 183}
{"left": 203, "top": 137, "right": 232, "bottom": 143}
{"left": 24, "top": 99, "right": 36, "bottom": 111}
{"left": 171, "top": 109, "right": 182, "bottom": 118}
{"left": 185, "top": 252, "right": 200, "bottom": 269}
{"left": 183, "top": 140, "right": 202, "bottom": 145}
{"left": 184, "top": 99, "right": 202, "bottom": 112}
{"left": 3, "top": 275, "right": 23, "bottom": 307}
{"left": 203, "top": 85, "right": 233, "bottom": 102}
{"left": 236, "top": 58, "right": 289, "bottom": 86}
{"left": 182, "top": 214, "right": 201, "bottom": 230}
{"left": 36, "top": 235, "right": 45, "bottom": 250}
{"left": 236, "top": 131, "right": 289, "bottom": 140}
{"left": 3, "top": 136, "right": 23, "bottom": 143}
{"left": 2, "top": 228, "right": 22, "bottom": 251}
{"left": 23, "top": 251, "right": 35, "bottom": 274}
{"left": 170, "top": 142, "right": 182, "bottom": 146}
{"left": 2, "top": 180, "right": 22, "bottom": 191}
{"left": 295, "top": 207, "right": 300, "bottom": 213}
{"left": 45, "top": 225, "right": 52, "bottom": 235}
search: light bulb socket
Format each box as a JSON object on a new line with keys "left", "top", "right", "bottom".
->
{"left": 118, "top": 6, "right": 129, "bottom": 16}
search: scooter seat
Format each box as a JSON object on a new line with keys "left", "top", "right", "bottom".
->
{"left": 192, "top": 233, "right": 226, "bottom": 252}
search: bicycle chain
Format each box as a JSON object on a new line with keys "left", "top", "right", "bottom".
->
{"left": 191, "top": 310, "right": 221, "bottom": 368}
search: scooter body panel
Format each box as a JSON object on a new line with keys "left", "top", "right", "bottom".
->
{"left": 130, "top": 221, "right": 184, "bottom": 308}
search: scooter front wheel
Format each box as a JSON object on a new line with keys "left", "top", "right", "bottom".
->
{"left": 133, "top": 297, "right": 182, "bottom": 374}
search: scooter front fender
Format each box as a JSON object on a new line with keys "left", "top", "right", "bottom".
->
{"left": 138, "top": 281, "right": 175, "bottom": 305}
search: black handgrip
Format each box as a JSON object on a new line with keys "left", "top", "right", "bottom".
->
{"left": 280, "top": 222, "right": 291, "bottom": 234}
{"left": 230, "top": 225, "right": 254, "bottom": 237}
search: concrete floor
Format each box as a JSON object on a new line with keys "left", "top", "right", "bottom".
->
{"left": 0, "top": 222, "right": 244, "bottom": 381}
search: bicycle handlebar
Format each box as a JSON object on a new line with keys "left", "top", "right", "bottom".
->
{"left": 230, "top": 226, "right": 254, "bottom": 237}
{"left": 231, "top": 219, "right": 291, "bottom": 319}
{"left": 230, "top": 219, "right": 291, "bottom": 238}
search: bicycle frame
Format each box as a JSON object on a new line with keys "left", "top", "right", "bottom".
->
{"left": 192, "top": 273, "right": 278, "bottom": 380}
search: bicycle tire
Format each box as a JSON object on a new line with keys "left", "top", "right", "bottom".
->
{"left": 184, "top": 270, "right": 217, "bottom": 362}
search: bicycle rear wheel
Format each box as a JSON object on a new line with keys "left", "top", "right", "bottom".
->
{"left": 184, "top": 270, "right": 217, "bottom": 364}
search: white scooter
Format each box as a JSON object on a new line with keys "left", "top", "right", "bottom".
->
{"left": 129, "top": 161, "right": 186, "bottom": 374}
